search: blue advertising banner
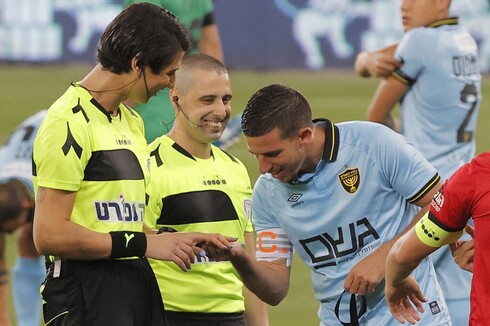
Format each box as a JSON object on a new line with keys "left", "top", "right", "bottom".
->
{"left": 0, "top": 0, "right": 489, "bottom": 72}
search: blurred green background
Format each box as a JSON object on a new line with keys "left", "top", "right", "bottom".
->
{"left": 1, "top": 64, "right": 488, "bottom": 325}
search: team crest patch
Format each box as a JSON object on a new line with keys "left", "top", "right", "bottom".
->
{"left": 338, "top": 168, "right": 360, "bottom": 193}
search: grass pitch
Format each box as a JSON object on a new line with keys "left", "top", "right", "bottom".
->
{"left": 0, "top": 64, "right": 488, "bottom": 325}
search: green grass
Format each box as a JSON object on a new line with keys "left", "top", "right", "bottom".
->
{"left": 1, "top": 64, "right": 489, "bottom": 325}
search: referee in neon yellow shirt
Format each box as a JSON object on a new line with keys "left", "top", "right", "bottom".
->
{"left": 146, "top": 53, "right": 268, "bottom": 326}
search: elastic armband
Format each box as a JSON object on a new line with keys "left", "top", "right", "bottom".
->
{"left": 109, "top": 231, "right": 147, "bottom": 258}
{"left": 415, "top": 213, "right": 464, "bottom": 248}
{"left": 256, "top": 228, "right": 293, "bottom": 267}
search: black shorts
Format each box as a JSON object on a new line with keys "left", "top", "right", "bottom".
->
{"left": 41, "top": 258, "right": 167, "bottom": 326}
{"left": 166, "top": 311, "right": 246, "bottom": 326}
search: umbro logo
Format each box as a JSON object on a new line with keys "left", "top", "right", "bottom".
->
{"left": 288, "top": 194, "right": 304, "bottom": 208}
{"left": 288, "top": 194, "right": 303, "bottom": 202}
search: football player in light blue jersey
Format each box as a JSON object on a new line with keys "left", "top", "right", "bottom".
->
{"left": 357, "top": 0, "right": 480, "bottom": 324}
{"left": 223, "top": 84, "right": 449, "bottom": 325}
{"left": 0, "top": 110, "right": 46, "bottom": 326}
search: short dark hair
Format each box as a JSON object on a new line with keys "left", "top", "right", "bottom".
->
{"left": 241, "top": 84, "right": 313, "bottom": 139}
{"left": 180, "top": 53, "right": 227, "bottom": 75}
{"left": 97, "top": 3, "right": 190, "bottom": 75}
{"left": 0, "top": 181, "right": 26, "bottom": 223}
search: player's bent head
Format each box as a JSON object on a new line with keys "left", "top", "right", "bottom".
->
{"left": 0, "top": 181, "right": 30, "bottom": 233}
{"left": 97, "top": 2, "right": 190, "bottom": 75}
{"left": 242, "top": 84, "right": 312, "bottom": 139}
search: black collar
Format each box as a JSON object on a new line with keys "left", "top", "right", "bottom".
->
{"left": 171, "top": 141, "right": 214, "bottom": 161}
{"left": 71, "top": 82, "right": 119, "bottom": 122}
{"left": 427, "top": 17, "right": 458, "bottom": 28}
{"left": 312, "top": 118, "right": 339, "bottom": 163}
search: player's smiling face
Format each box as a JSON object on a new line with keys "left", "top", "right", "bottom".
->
{"left": 246, "top": 128, "right": 308, "bottom": 183}
{"left": 400, "top": 0, "right": 445, "bottom": 32}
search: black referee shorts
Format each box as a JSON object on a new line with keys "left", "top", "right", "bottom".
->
{"left": 41, "top": 258, "right": 167, "bottom": 326}
{"left": 166, "top": 311, "right": 246, "bottom": 326}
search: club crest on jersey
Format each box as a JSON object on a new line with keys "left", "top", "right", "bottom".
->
{"left": 338, "top": 168, "right": 360, "bottom": 194}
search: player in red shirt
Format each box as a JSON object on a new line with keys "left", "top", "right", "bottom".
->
{"left": 385, "top": 152, "right": 490, "bottom": 325}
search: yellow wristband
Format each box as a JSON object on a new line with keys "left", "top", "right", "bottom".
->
{"left": 415, "top": 212, "right": 464, "bottom": 247}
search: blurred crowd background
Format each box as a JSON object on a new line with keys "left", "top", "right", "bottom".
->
{"left": 1, "top": 0, "right": 489, "bottom": 73}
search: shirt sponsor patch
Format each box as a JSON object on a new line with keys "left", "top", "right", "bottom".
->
{"left": 429, "top": 301, "right": 441, "bottom": 315}
{"left": 431, "top": 190, "right": 444, "bottom": 212}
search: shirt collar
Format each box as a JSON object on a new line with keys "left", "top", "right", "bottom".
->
{"left": 313, "top": 118, "right": 340, "bottom": 163}
{"left": 290, "top": 118, "right": 339, "bottom": 184}
{"left": 71, "top": 82, "right": 119, "bottom": 122}
{"left": 427, "top": 17, "right": 458, "bottom": 28}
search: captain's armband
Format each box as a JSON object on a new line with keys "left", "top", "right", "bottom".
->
{"left": 415, "top": 212, "right": 464, "bottom": 248}
{"left": 256, "top": 228, "right": 293, "bottom": 267}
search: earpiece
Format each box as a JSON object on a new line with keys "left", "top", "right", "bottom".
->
{"left": 172, "top": 96, "right": 179, "bottom": 103}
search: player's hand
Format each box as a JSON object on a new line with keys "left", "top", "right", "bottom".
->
{"left": 344, "top": 247, "right": 386, "bottom": 295}
{"left": 364, "top": 52, "right": 402, "bottom": 78}
{"left": 450, "top": 224, "right": 475, "bottom": 273}
{"left": 145, "top": 232, "right": 235, "bottom": 272}
{"left": 385, "top": 275, "right": 427, "bottom": 325}
{"left": 195, "top": 236, "right": 242, "bottom": 262}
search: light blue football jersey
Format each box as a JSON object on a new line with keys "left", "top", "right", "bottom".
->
{"left": 394, "top": 18, "right": 481, "bottom": 180}
{"left": 0, "top": 110, "right": 46, "bottom": 195}
{"left": 394, "top": 18, "right": 479, "bottom": 304}
{"left": 252, "top": 120, "right": 450, "bottom": 325}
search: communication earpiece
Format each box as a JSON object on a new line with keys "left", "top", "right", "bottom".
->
{"left": 135, "top": 61, "right": 144, "bottom": 74}
{"left": 173, "top": 95, "right": 207, "bottom": 128}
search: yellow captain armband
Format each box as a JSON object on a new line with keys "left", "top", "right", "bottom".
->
{"left": 415, "top": 212, "right": 464, "bottom": 248}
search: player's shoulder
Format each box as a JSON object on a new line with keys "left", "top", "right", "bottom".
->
{"left": 254, "top": 172, "right": 277, "bottom": 193}
{"left": 400, "top": 26, "right": 441, "bottom": 50}
{"left": 337, "top": 120, "right": 395, "bottom": 143}
{"left": 407, "top": 25, "right": 436, "bottom": 36}
{"left": 461, "top": 152, "right": 490, "bottom": 177}
{"left": 336, "top": 121, "right": 411, "bottom": 162}
{"left": 475, "top": 152, "right": 490, "bottom": 165}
